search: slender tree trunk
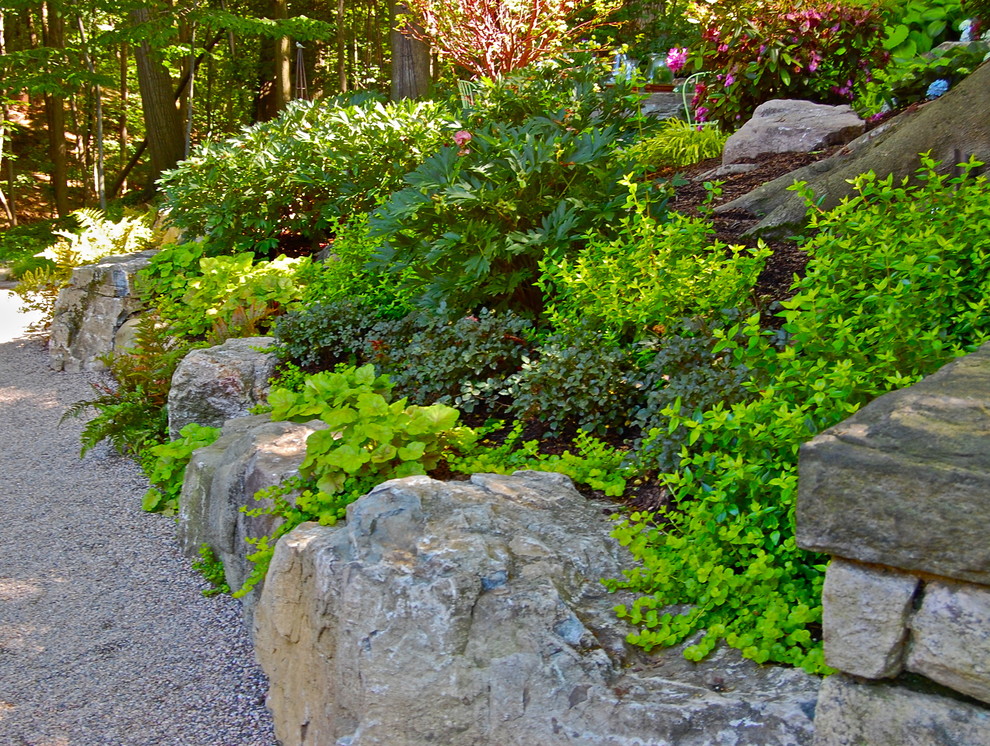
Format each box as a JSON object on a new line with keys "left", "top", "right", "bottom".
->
{"left": 336, "top": 0, "right": 347, "bottom": 92}
{"left": 390, "top": 2, "right": 430, "bottom": 100}
{"left": 77, "top": 15, "right": 105, "bottom": 209}
{"left": 42, "top": 1, "right": 69, "bottom": 216}
{"left": 274, "top": 0, "right": 291, "bottom": 110}
{"left": 0, "top": 10, "right": 15, "bottom": 226}
{"left": 130, "top": 6, "right": 185, "bottom": 191}
{"left": 119, "top": 41, "right": 129, "bottom": 194}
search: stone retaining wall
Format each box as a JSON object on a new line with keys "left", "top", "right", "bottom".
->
{"left": 797, "top": 343, "right": 990, "bottom": 744}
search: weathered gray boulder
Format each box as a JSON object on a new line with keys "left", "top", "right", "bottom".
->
{"left": 722, "top": 99, "right": 864, "bottom": 166}
{"left": 254, "top": 471, "right": 820, "bottom": 746}
{"left": 167, "top": 337, "right": 277, "bottom": 439}
{"left": 178, "top": 414, "right": 322, "bottom": 618}
{"left": 812, "top": 673, "right": 990, "bottom": 745}
{"left": 642, "top": 91, "right": 683, "bottom": 120}
{"left": 907, "top": 580, "right": 990, "bottom": 704}
{"left": 797, "top": 341, "right": 990, "bottom": 584}
{"left": 822, "top": 559, "right": 918, "bottom": 679}
{"left": 49, "top": 250, "right": 156, "bottom": 372}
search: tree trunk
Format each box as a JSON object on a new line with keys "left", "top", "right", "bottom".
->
{"left": 718, "top": 61, "right": 990, "bottom": 236}
{"left": 336, "top": 0, "right": 347, "bottom": 92}
{"left": 274, "top": 0, "right": 291, "bottom": 110}
{"left": 390, "top": 2, "right": 430, "bottom": 101}
{"left": 130, "top": 6, "right": 185, "bottom": 191}
{"left": 42, "top": 1, "right": 69, "bottom": 216}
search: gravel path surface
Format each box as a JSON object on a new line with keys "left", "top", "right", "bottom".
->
{"left": 0, "top": 288, "right": 277, "bottom": 746}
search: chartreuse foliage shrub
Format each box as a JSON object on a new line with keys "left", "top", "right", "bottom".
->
{"left": 158, "top": 95, "right": 454, "bottom": 255}
{"left": 448, "top": 424, "right": 634, "bottom": 497}
{"left": 608, "top": 156, "right": 990, "bottom": 673}
{"left": 624, "top": 119, "right": 729, "bottom": 170}
{"left": 140, "top": 243, "right": 311, "bottom": 340}
{"left": 142, "top": 423, "right": 222, "bottom": 514}
{"left": 692, "top": 0, "right": 889, "bottom": 127}
{"left": 371, "top": 118, "right": 669, "bottom": 316}
{"left": 235, "top": 364, "right": 478, "bottom": 596}
{"left": 541, "top": 180, "right": 769, "bottom": 340}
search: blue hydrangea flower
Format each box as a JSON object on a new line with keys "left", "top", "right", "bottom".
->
{"left": 926, "top": 78, "right": 950, "bottom": 100}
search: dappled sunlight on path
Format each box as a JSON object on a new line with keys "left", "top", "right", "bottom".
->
{"left": 0, "top": 285, "right": 275, "bottom": 744}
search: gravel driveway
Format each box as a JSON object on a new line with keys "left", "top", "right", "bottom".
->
{"left": 0, "top": 288, "right": 277, "bottom": 745}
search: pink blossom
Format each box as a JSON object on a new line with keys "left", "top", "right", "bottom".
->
{"left": 695, "top": 106, "right": 709, "bottom": 122}
{"left": 666, "top": 47, "right": 688, "bottom": 75}
{"left": 724, "top": 73, "right": 735, "bottom": 87}
{"left": 453, "top": 130, "right": 472, "bottom": 147}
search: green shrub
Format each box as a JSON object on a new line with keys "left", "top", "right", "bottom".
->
{"left": 143, "top": 246, "right": 310, "bottom": 340}
{"left": 371, "top": 118, "right": 668, "bottom": 316}
{"left": 625, "top": 119, "right": 729, "bottom": 169}
{"left": 459, "top": 56, "right": 656, "bottom": 134}
{"left": 883, "top": 0, "right": 966, "bottom": 60}
{"left": 365, "top": 308, "right": 533, "bottom": 412}
{"left": 192, "top": 545, "right": 230, "bottom": 597}
{"left": 632, "top": 322, "right": 751, "bottom": 472}
{"left": 608, "top": 156, "right": 990, "bottom": 673}
{"left": 501, "top": 329, "right": 642, "bottom": 436}
{"left": 142, "top": 423, "right": 222, "bottom": 514}
{"left": 64, "top": 315, "right": 194, "bottom": 457}
{"left": 159, "top": 95, "right": 454, "bottom": 255}
{"left": 449, "top": 424, "right": 634, "bottom": 497}
{"left": 857, "top": 41, "right": 988, "bottom": 114}
{"left": 692, "top": 0, "right": 889, "bottom": 127}
{"left": 273, "top": 298, "right": 383, "bottom": 369}
{"left": 540, "top": 183, "right": 769, "bottom": 339}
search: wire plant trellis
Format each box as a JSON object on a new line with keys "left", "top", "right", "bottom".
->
{"left": 295, "top": 43, "right": 310, "bottom": 101}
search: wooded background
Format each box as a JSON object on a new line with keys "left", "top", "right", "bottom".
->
{"left": 0, "top": 0, "right": 664, "bottom": 224}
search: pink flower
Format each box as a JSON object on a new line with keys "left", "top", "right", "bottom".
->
{"left": 453, "top": 130, "right": 472, "bottom": 147}
{"left": 695, "top": 106, "right": 709, "bottom": 122}
{"left": 724, "top": 73, "right": 735, "bottom": 87}
{"left": 666, "top": 47, "right": 688, "bottom": 75}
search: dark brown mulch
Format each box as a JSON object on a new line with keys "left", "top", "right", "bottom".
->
{"left": 663, "top": 147, "right": 840, "bottom": 309}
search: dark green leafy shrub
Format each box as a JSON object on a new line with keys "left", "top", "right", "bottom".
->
{"left": 692, "top": 0, "right": 889, "bottom": 127}
{"left": 159, "top": 95, "right": 454, "bottom": 255}
{"left": 141, "top": 423, "right": 222, "bottom": 514}
{"left": 192, "top": 545, "right": 230, "bottom": 597}
{"left": 632, "top": 323, "right": 751, "bottom": 472}
{"left": 541, "top": 185, "right": 769, "bottom": 339}
{"left": 365, "top": 309, "right": 533, "bottom": 411}
{"left": 371, "top": 118, "right": 668, "bottom": 315}
{"left": 609, "top": 156, "right": 990, "bottom": 673}
{"left": 502, "top": 330, "right": 642, "bottom": 436}
{"left": 273, "top": 298, "right": 383, "bottom": 369}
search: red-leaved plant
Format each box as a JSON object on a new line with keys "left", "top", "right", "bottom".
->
{"left": 398, "top": 0, "right": 620, "bottom": 79}
{"left": 691, "top": 0, "right": 889, "bottom": 128}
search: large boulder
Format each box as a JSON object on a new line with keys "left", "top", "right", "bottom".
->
{"left": 178, "top": 414, "right": 323, "bottom": 619}
{"left": 797, "top": 341, "right": 990, "bottom": 585}
{"left": 722, "top": 99, "right": 864, "bottom": 166}
{"left": 254, "top": 471, "right": 820, "bottom": 746}
{"left": 49, "top": 250, "right": 156, "bottom": 372}
{"left": 167, "top": 337, "right": 277, "bottom": 439}
{"left": 715, "top": 60, "right": 990, "bottom": 235}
